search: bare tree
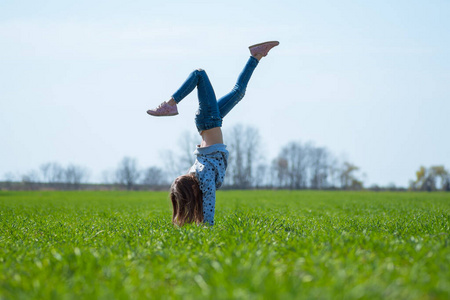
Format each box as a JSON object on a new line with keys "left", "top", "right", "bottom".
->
{"left": 271, "top": 157, "right": 289, "bottom": 188}
{"left": 227, "top": 124, "right": 261, "bottom": 189}
{"left": 162, "top": 130, "right": 199, "bottom": 180}
{"left": 64, "top": 164, "right": 89, "bottom": 189}
{"left": 327, "top": 155, "right": 341, "bottom": 189}
{"left": 178, "top": 131, "right": 200, "bottom": 172}
{"left": 101, "top": 169, "right": 115, "bottom": 184}
{"left": 115, "top": 157, "right": 140, "bottom": 190}
{"left": 38, "top": 162, "right": 89, "bottom": 189}
{"left": 254, "top": 163, "right": 268, "bottom": 188}
{"left": 270, "top": 140, "right": 364, "bottom": 190}
{"left": 40, "top": 163, "right": 50, "bottom": 182}
{"left": 160, "top": 150, "right": 179, "bottom": 182}
{"left": 279, "top": 141, "right": 308, "bottom": 189}
{"left": 40, "top": 162, "right": 64, "bottom": 185}
{"left": 21, "top": 170, "right": 40, "bottom": 190}
{"left": 141, "top": 166, "right": 167, "bottom": 187}
{"left": 309, "top": 147, "right": 330, "bottom": 189}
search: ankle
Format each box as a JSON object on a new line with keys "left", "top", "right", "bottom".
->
{"left": 252, "top": 54, "right": 263, "bottom": 61}
{"left": 168, "top": 98, "right": 177, "bottom": 106}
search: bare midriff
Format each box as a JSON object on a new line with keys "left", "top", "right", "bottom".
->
{"left": 200, "top": 127, "right": 223, "bottom": 147}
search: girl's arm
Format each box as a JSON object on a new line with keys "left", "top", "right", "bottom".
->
{"left": 202, "top": 179, "right": 216, "bottom": 226}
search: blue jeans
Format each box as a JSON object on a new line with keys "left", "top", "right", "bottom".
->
{"left": 171, "top": 56, "right": 259, "bottom": 132}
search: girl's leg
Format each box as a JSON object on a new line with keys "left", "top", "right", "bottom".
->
{"left": 171, "top": 69, "right": 222, "bottom": 132}
{"left": 148, "top": 41, "right": 278, "bottom": 123}
{"left": 172, "top": 69, "right": 216, "bottom": 106}
{"left": 217, "top": 56, "right": 259, "bottom": 118}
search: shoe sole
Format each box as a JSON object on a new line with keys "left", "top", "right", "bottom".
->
{"left": 147, "top": 111, "right": 179, "bottom": 117}
{"left": 249, "top": 41, "right": 280, "bottom": 49}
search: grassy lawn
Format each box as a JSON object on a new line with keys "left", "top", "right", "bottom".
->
{"left": 0, "top": 191, "right": 449, "bottom": 299}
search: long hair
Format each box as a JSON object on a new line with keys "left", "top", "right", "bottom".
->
{"left": 170, "top": 173, "right": 203, "bottom": 226}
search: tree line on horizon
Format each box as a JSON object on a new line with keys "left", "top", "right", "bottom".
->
{"left": 2, "top": 125, "right": 449, "bottom": 192}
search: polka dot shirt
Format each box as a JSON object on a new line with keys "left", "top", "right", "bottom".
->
{"left": 189, "top": 144, "right": 228, "bottom": 226}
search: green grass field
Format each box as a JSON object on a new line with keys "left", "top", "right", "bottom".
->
{"left": 1, "top": 191, "right": 449, "bottom": 299}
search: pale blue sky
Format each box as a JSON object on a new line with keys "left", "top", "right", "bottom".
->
{"left": 1, "top": 0, "right": 449, "bottom": 187}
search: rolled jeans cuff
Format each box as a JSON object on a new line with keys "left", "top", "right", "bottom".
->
{"left": 195, "top": 118, "right": 223, "bottom": 132}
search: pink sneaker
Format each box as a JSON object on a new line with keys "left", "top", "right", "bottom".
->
{"left": 147, "top": 102, "right": 178, "bottom": 117}
{"left": 249, "top": 41, "right": 279, "bottom": 58}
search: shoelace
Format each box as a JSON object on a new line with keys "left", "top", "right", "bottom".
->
{"left": 155, "top": 102, "right": 167, "bottom": 110}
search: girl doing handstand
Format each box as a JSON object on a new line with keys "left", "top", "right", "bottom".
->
{"left": 147, "top": 41, "right": 279, "bottom": 226}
